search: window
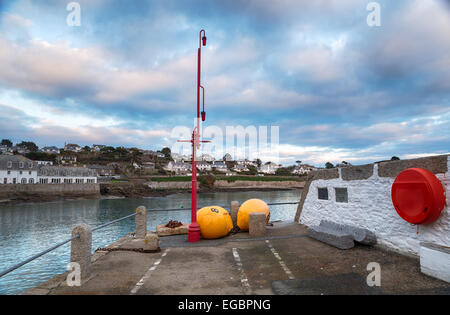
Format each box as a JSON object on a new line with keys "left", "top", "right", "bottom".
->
{"left": 7, "top": 171, "right": 11, "bottom": 175}
{"left": 28, "top": 162, "right": 33, "bottom": 168}
{"left": 29, "top": 178, "right": 34, "bottom": 184}
{"left": 3, "top": 178, "right": 6, "bottom": 184}
{"left": 318, "top": 187, "right": 328, "bottom": 200}
{"left": 21, "top": 178, "right": 27, "bottom": 184}
{"left": 7, "top": 161, "right": 12, "bottom": 168}
{"left": 335, "top": 188, "right": 348, "bottom": 203}
{"left": 13, "top": 178, "right": 16, "bottom": 184}
{"left": 19, "top": 162, "right": 24, "bottom": 168}
{"left": 19, "top": 171, "right": 22, "bottom": 175}
{"left": 29, "top": 171, "right": 32, "bottom": 175}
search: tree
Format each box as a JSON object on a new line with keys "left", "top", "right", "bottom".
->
{"left": 161, "top": 147, "right": 171, "bottom": 159}
{"left": 325, "top": 162, "right": 334, "bottom": 169}
{"left": 83, "top": 145, "right": 91, "bottom": 152}
{"left": 254, "top": 158, "right": 262, "bottom": 168}
{"left": 1, "top": 139, "right": 12, "bottom": 147}
{"left": 391, "top": 156, "right": 400, "bottom": 161}
{"left": 18, "top": 141, "right": 38, "bottom": 152}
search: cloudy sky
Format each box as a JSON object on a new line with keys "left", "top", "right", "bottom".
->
{"left": 0, "top": 0, "right": 449, "bottom": 166}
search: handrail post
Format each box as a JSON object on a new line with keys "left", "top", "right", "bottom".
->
{"left": 135, "top": 206, "right": 147, "bottom": 239}
{"left": 230, "top": 201, "right": 239, "bottom": 228}
{"left": 70, "top": 224, "right": 92, "bottom": 280}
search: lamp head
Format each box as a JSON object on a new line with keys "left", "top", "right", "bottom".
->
{"left": 202, "top": 36, "right": 207, "bottom": 46}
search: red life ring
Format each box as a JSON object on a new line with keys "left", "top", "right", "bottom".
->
{"left": 391, "top": 168, "right": 446, "bottom": 224}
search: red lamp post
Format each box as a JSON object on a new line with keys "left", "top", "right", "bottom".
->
{"left": 178, "top": 29, "right": 209, "bottom": 242}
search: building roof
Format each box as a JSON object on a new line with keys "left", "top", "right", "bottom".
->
{"left": 38, "top": 166, "right": 96, "bottom": 177}
{"left": 0, "top": 155, "right": 38, "bottom": 171}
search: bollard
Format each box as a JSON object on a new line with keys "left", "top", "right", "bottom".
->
{"left": 135, "top": 206, "right": 147, "bottom": 239}
{"left": 230, "top": 201, "right": 239, "bottom": 228}
{"left": 144, "top": 233, "right": 160, "bottom": 251}
{"left": 249, "top": 212, "right": 266, "bottom": 237}
{"left": 70, "top": 223, "right": 92, "bottom": 280}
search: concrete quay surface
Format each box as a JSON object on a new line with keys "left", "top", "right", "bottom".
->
{"left": 27, "top": 222, "right": 450, "bottom": 295}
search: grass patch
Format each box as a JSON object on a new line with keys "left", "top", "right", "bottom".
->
{"left": 216, "top": 176, "right": 305, "bottom": 183}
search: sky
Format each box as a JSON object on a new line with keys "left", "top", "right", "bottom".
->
{"left": 0, "top": 0, "right": 449, "bottom": 167}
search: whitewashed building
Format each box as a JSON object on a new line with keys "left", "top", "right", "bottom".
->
{"left": 0, "top": 155, "right": 38, "bottom": 184}
{"left": 197, "top": 161, "right": 212, "bottom": 172}
{"left": 233, "top": 164, "right": 249, "bottom": 173}
{"left": 41, "top": 146, "right": 60, "bottom": 154}
{"left": 92, "top": 144, "right": 106, "bottom": 152}
{"left": 212, "top": 161, "right": 228, "bottom": 173}
{"left": 38, "top": 166, "right": 97, "bottom": 184}
{"left": 64, "top": 143, "right": 82, "bottom": 152}
{"left": 164, "top": 161, "right": 192, "bottom": 174}
{"left": 1, "top": 155, "right": 98, "bottom": 184}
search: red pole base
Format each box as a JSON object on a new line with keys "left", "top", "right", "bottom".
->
{"left": 188, "top": 222, "right": 201, "bottom": 242}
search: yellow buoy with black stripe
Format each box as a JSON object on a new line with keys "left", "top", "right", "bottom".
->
{"left": 237, "top": 199, "right": 270, "bottom": 231}
{"left": 197, "top": 206, "right": 234, "bottom": 239}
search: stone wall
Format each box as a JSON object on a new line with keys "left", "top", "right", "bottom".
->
{"left": 295, "top": 155, "right": 449, "bottom": 256}
{"left": 0, "top": 183, "right": 100, "bottom": 199}
{"left": 147, "top": 181, "right": 197, "bottom": 189}
{"left": 146, "top": 180, "right": 304, "bottom": 190}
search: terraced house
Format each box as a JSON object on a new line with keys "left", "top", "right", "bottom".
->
{"left": 0, "top": 155, "right": 38, "bottom": 184}
{"left": 0, "top": 155, "right": 97, "bottom": 184}
{"left": 38, "top": 166, "right": 97, "bottom": 184}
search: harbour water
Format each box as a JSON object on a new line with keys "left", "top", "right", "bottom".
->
{"left": 0, "top": 189, "right": 301, "bottom": 295}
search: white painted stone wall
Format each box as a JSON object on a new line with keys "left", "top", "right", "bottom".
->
{"left": 300, "top": 157, "right": 449, "bottom": 256}
{"left": 0, "top": 169, "right": 38, "bottom": 184}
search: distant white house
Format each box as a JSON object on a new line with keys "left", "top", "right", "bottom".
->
{"left": 236, "top": 159, "right": 257, "bottom": 167}
{"left": 164, "top": 161, "right": 192, "bottom": 174}
{"left": 233, "top": 164, "right": 249, "bottom": 173}
{"left": 197, "top": 161, "right": 212, "bottom": 172}
{"left": 57, "top": 154, "right": 77, "bottom": 165}
{"left": 64, "top": 143, "right": 82, "bottom": 152}
{"left": 41, "top": 146, "right": 60, "bottom": 154}
{"left": 259, "top": 162, "right": 280, "bottom": 174}
{"left": 0, "top": 145, "right": 12, "bottom": 155}
{"left": 12, "top": 145, "right": 30, "bottom": 155}
{"left": 212, "top": 161, "right": 228, "bottom": 173}
{"left": 91, "top": 144, "right": 106, "bottom": 152}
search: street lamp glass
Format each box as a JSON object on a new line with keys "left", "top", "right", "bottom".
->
{"left": 202, "top": 36, "right": 207, "bottom": 46}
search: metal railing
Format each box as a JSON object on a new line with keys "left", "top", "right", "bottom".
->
{"left": 0, "top": 234, "right": 80, "bottom": 278}
{"left": 0, "top": 212, "right": 139, "bottom": 279}
{"left": 0, "top": 201, "right": 299, "bottom": 279}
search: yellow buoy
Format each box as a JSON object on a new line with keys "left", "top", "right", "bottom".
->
{"left": 237, "top": 199, "right": 270, "bottom": 231}
{"left": 197, "top": 206, "right": 233, "bottom": 239}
